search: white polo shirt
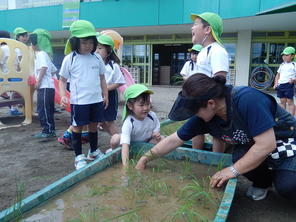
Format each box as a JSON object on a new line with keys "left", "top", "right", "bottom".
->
{"left": 277, "top": 62, "right": 296, "bottom": 84}
{"left": 180, "top": 60, "right": 198, "bottom": 77}
{"left": 59, "top": 52, "right": 106, "bottom": 105}
{"left": 120, "top": 111, "right": 160, "bottom": 145}
{"left": 196, "top": 42, "right": 229, "bottom": 77}
{"left": 34, "top": 51, "right": 54, "bottom": 89}
{"left": 104, "top": 61, "right": 125, "bottom": 85}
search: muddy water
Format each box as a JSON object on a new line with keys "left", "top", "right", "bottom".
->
{"left": 22, "top": 159, "right": 223, "bottom": 222}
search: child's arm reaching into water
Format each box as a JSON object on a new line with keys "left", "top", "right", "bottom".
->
{"left": 121, "top": 143, "right": 130, "bottom": 167}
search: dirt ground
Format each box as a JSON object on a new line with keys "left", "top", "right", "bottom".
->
{"left": 0, "top": 86, "right": 295, "bottom": 221}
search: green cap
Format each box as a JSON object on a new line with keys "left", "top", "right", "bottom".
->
{"left": 281, "top": 46, "right": 295, "bottom": 55}
{"left": 97, "top": 34, "right": 115, "bottom": 49}
{"left": 13, "top": 27, "right": 27, "bottom": 38}
{"left": 64, "top": 20, "right": 97, "bottom": 55}
{"left": 190, "top": 12, "right": 223, "bottom": 45}
{"left": 33, "top": 28, "right": 53, "bottom": 57}
{"left": 188, "top": 44, "right": 203, "bottom": 52}
{"left": 122, "top": 84, "right": 153, "bottom": 121}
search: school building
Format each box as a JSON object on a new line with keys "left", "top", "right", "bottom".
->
{"left": 1, "top": 0, "right": 295, "bottom": 87}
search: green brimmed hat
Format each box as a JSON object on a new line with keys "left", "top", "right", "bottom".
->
{"left": 33, "top": 28, "right": 53, "bottom": 57}
{"left": 13, "top": 27, "right": 28, "bottom": 39}
{"left": 64, "top": 20, "right": 97, "bottom": 55}
{"left": 190, "top": 12, "right": 223, "bottom": 45}
{"left": 122, "top": 84, "right": 153, "bottom": 121}
{"left": 281, "top": 46, "right": 295, "bottom": 55}
{"left": 188, "top": 44, "right": 203, "bottom": 52}
{"left": 97, "top": 34, "right": 115, "bottom": 49}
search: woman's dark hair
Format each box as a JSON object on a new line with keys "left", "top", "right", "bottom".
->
{"left": 126, "top": 93, "right": 150, "bottom": 115}
{"left": 101, "top": 44, "right": 121, "bottom": 64}
{"left": 182, "top": 73, "right": 227, "bottom": 109}
{"left": 69, "top": 36, "right": 98, "bottom": 54}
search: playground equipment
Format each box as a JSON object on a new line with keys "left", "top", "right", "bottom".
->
{"left": 0, "top": 38, "right": 34, "bottom": 128}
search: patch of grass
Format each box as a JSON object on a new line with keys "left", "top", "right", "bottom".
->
{"left": 160, "top": 121, "right": 185, "bottom": 136}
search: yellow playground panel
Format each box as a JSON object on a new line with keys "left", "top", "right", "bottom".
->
{"left": 0, "top": 38, "right": 34, "bottom": 128}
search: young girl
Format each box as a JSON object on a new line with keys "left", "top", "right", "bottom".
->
{"left": 59, "top": 20, "right": 108, "bottom": 170}
{"left": 96, "top": 34, "right": 125, "bottom": 152}
{"left": 180, "top": 44, "right": 202, "bottom": 80}
{"left": 111, "top": 84, "right": 163, "bottom": 166}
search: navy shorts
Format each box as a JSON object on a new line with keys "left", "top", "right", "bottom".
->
{"left": 276, "top": 83, "right": 294, "bottom": 99}
{"left": 103, "top": 90, "right": 118, "bottom": 121}
{"left": 71, "top": 102, "right": 104, "bottom": 126}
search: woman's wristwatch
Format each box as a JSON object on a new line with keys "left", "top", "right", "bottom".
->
{"left": 230, "top": 165, "right": 240, "bottom": 177}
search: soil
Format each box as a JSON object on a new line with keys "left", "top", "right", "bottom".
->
{"left": 0, "top": 86, "right": 295, "bottom": 221}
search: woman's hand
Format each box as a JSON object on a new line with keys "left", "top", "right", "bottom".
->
{"left": 210, "top": 167, "right": 235, "bottom": 188}
{"left": 135, "top": 156, "right": 149, "bottom": 170}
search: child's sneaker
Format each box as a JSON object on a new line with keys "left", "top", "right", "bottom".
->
{"left": 87, "top": 149, "right": 105, "bottom": 161}
{"left": 246, "top": 186, "right": 269, "bottom": 201}
{"left": 57, "top": 134, "right": 72, "bottom": 150}
{"left": 105, "top": 148, "right": 113, "bottom": 154}
{"left": 81, "top": 132, "right": 89, "bottom": 144}
{"left": 33, "top": 131, "right": 56, "bottom": 138}
{"left": 9, "top": 109, "right": 23, "bottom": 116}
{"left": 75, "top": 154, "right": 87, "bottom": 170}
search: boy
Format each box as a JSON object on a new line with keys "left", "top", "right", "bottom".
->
{"left": 31, "top": 30, "right": 56, "bottom": 138}
{"left": 273, "top": 46, "right": 296, "bottom": 115}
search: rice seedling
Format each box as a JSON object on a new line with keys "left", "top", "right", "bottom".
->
{"left": 170, "top": 201, "right": 210, "bottom": 222}
{"left": 180, "top": 179, "right": 217, "bottom": 207}
{"left": 87, "top": 184, "right": 114, "bottom": 197}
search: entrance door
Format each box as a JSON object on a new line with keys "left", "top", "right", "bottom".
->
{"left": 152, "top": 44, "right": 192, "bottom": 85}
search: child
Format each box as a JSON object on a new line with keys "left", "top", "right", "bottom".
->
{"left": 59, "top": 20, "right": 108, "bottom": 170}
{"left": 30, "top": 29, "right": 56, "bottom": 138}
{"left": 180, "top": 44, "right": 202, "bottom": 80}
{"left": 10, "top": 27, "right": 30, "bottom": 115}
{"left": 111, "top": 84, "right": 163, "bottom": 166}
{"left": 189, "top": 12, "right": 229, "bottom": 152}
{"left": 273, "top": 46, "right": 296, "bottom": 115}
{"left": 96, "top": 34, "right": 125, "bottom": 152}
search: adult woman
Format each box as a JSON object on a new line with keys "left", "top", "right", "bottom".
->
{"left": 136, "top": 74, "right": 296, "bottom": 201}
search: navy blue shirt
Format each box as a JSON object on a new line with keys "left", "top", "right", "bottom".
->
{"left": 177, "top": 87, "right": 277, "bottom": 144}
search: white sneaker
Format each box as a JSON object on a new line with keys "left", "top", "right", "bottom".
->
{"left": 246, "top": 186, "right": 269, "bottom": 201}
{"left": 87, "top": 149, "right": 105, "bottom": 161}
{"left": 75, "top": 154, "right": 87, "bottom": 170}
{"left": 105, "top": 148, "right": 113, "bottom": 154}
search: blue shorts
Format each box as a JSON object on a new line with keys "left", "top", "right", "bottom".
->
{"left": 103, "top": 90, "right": 118, "bottom": 121}
{"left": 71, "top": 102, "right": 104, "bottom": 126}
{"left": 276, "top": 83, "right": 294, "bottom": 99}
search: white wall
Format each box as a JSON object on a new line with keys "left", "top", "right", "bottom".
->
{"left": 235, "top": 30, "right": 252, "bottom": 86}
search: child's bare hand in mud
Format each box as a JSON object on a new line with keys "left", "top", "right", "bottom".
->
{"left": 152, "top": 132, "right": 161, "bottom": 141}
